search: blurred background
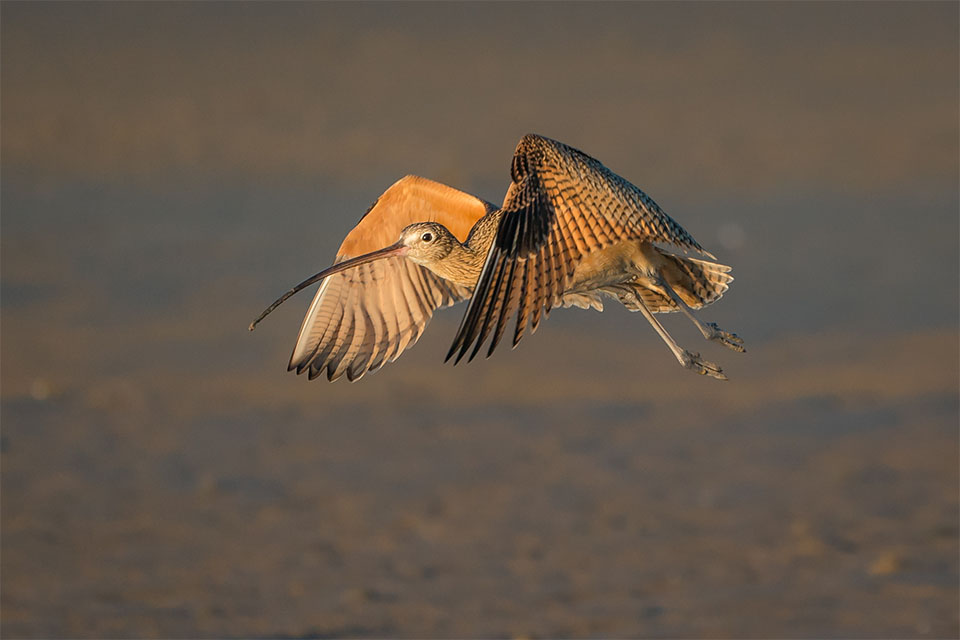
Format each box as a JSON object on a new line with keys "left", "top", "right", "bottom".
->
{"left": 2, "top": 2, "right": 957, "bottom": 637}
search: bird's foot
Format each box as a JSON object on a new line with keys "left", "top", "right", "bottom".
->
{"left": 680, "top": 350, "right": 728, "bottom": 381}
{"left": 705, "top": 322, "right": 746, "bottom": 353}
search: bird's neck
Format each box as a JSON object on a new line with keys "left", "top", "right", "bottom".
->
{"left": 425, "top": 241, "right": 488, "bottom": 288}
{"left": 424, "top": 211, "right": 502, "bottom": 289}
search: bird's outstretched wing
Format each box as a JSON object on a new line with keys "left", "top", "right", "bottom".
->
{"left": 447, "top": 133, "right": 710, "bottom": 363}
{"left": 290, "top": 256, "right": 472, "bottom": 381}
{"left": 290, "top": 176, "right": 494, "bottom": 381}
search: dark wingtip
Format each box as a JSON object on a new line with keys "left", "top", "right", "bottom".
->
{"left": 444, "top": 341, "right": 458, "bottom": 364}
{"left": 446, "top": 346, "right": 467, "bottom": 365}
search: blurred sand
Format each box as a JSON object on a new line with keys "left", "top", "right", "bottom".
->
{"left": 2, "top": 2, "right": 958, "bottom": 638}
{"left": 2, "top": 318, "right": 957, "bottom": 637}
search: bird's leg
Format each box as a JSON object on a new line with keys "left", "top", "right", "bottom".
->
{"left": 630, "top": 293, "right": 727, "bottom": 381}
{"left": 656, "top": 278, "right": 745, "bottom": 353}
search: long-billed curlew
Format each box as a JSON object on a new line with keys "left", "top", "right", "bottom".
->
{"left": 251, "top": 134, "right": 744, "bottom": 381}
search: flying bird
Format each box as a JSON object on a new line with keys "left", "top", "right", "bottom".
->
{"left": 250, "top": 134, "right": 744, "bottom": 381}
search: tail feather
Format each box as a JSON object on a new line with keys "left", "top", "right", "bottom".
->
{"left": 666, "top": 254, "right": 733, "bottom": 308}
{"left": 625, "top": 250, "right": 733, "bottom": 313}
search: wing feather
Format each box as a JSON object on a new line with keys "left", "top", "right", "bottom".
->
{"left": 290, "top": 256, "right": 472, "bottom": 382}
{"left": 365, "top": 274, "right": 392, "bottom": 374}
{"left": 512, "top": 260, "right": 533, "bottom": 347}
{"left": 322, "top": 281, "right": 362, "bottom": 381}
{"left": 374, "top": 263, "right": 406, "bottom": 370}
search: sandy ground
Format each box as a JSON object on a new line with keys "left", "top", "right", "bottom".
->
{"left": 2, "top": 310, "right": 957, "bottom": 637}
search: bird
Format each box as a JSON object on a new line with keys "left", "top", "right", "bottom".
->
{"left": 250, "top": 134, "right": 744, "bottom": 382}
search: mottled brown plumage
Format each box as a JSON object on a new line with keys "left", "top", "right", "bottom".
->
{"left": 251, "top": 134, "right": 744, "bottom": 381}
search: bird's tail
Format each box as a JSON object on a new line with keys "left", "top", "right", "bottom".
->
{"left": 628, "top": 250, "right": 733, "bottom": 313}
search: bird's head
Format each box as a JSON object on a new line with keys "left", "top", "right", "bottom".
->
{"left": 397, "top": 222, "right": 458, "bottom": 265}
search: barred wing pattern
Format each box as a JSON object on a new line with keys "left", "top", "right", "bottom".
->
{"left": 289, "top": 257, "right": 471, "bottom": 381}
{"left": 448, "top": 134, "right": 710, "bottom": 363}
{"left": 290, "top": 175, "right": 493, "bottom": 381}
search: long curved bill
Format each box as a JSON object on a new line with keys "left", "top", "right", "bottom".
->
{"left": 248, "top": 241, "right": 408, "bottom": 331}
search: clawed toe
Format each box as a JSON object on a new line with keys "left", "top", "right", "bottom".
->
{"left": 706, "top": 322, "right": 746, "bottom": 353}
{"left": 680, "top": 350, "right": 728, "bottom": 381}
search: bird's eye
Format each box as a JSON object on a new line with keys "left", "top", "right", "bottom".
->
{"left": 421, "top": 232, "right": 433, "bottom": 242}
